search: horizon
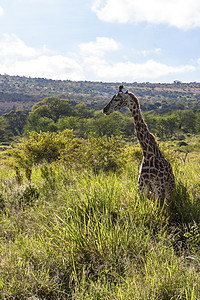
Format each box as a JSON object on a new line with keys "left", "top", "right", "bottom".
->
{"left": 1, "top": 73, "right": 199, "bottom": 85}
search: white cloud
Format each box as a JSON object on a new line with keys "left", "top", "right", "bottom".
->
{"left": 80, "top": 37, "right": 195, "bottom": 81}
{"left": 0, "top": 34, "right": 196, "bottom": 82}
{"left": 1, "top": 55, "right": 85, "bottom": 81}
{"left": 0, "top": 34, "right": 45, "bottom": 58}
{"left": 84, "top": 58, "right": 195, "bottom": 81}
{"left": 91, "top": 0, "right": 200, "bottom": 29}
{"left": 0, "top": 34, "right": 85, "bottom": 80}
{"left": 79, "top": 37, "right": 119, "bottom": 57}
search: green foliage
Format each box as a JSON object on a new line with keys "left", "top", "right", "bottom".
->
{"left": 180, "top": 110, "right": 196, "bottom": 133}
{"left": 158, "top": 142, "right": 178, "bottom": 165}
{"left": 3, "top": 109, "right": 28, "bottom": 135}
{"left": 1, "top": 74, "right": 200, "bottom": 114}
{"left": 1, "top": 75, "right": 200, "bottom": 298}
{"left": 15, "top": 184, "right": 40, "bottom": 209}
{"left": 89, "top": 112, "right": 129, "bottom": 137}
{"left": 10, "top": 129, "right": 76, "bottom": 167}
{"left": 195, "top": 111, "right": 200, "bottom": 133}
{"left": 168, "top": 180, "right": 200, "bottom": 224}
{"left": 0, "top": 117, "right": 11, "bottom": 143}
{"left": 25, "top": 115, "right": 58, "bottom": 133}
{"left": 31, "top": 96, "right": 73, "bottom": 122}
{"left": 77, "top": 135, "right": 126, "bottom": 172}
{"left": 123, "top": 143, "right": 142, "bottom": 165}
{"left": 24, "top": 97, "right": 73, "bottom": 133}
{"left": 1, "top": 90, "right": 200, "bottom": 140}
{"left": 1, "top": 74, "right": 200, "bottom": 140}
{"left": 144, "top": 112, "right": 180, "bottom": 138}
{"left": 9, "top": 131, "right": 137, "bottom": 173}
{"left": 57, "top": 115, "right": 79, "bottom": 132}
{"left": 0, "top": 155, "right": 200, "bottom": 298}
{"left": 20, "top": 184, "right": 39, "bottom": 205}
{"left": 74, "top": 103, "right": 94, "bottom": 118}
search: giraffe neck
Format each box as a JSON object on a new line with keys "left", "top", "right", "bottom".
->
{"left": 128, "top": 97, "right": 161, "bottom": 159}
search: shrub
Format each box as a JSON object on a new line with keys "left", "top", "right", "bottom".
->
{"left": 9, "top": 129, "right": 77, "bottom": 167}
{"left": 60, "top": 135, "right": 126, "bottom": 172}
{"left": 80, "top": 135, "right": 126, "bottom": 173}
{"left": 122, "top": 143, "right": 142, "bottom": 166}
{"left": 9, "top": 131, "right": 178, "bottom": 175}
{"left": 9, "top": 131, "right": 129, "bottom": 174}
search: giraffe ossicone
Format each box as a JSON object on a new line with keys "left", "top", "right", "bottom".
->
{"left": 103, "top": 85, "right": 175, "bottom": 200}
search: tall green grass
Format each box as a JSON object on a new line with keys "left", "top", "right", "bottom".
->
{"left": 0, "top": 154, "right": 200, "bottom": 298}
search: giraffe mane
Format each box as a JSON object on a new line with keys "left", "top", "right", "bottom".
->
{"left": 127, "top": 91, "right": 140, "bottom": 108}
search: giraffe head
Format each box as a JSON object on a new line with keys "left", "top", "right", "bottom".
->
{"left": 103, "top": 85, "right": 139, "bottom": 115}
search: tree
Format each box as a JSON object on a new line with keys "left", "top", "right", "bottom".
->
{"left": 11, "top": 130, "right": 77, "bottom": 166}
{"left": 143, "top": 113, "right": 159, "bottom": 136}
{"left": 74, "top": 104, "right": 94, "bottom": 118}
{"left": 0, "top": 117, "right": 10, "bottom": 142}
{"left": 165, "top": 115, "right": 179, "bottom": 137}
{"left": 31, "top": 97, "right": 73, "bottom": 122}
{"left": 25, "top": 115, "right": 58, "bottom": 133}
{"left": 195, "top": 111, "right": 200, "bottom": 133}
{"left": 157, "top": 114, "right": 179, "bottom": 137}
{"left": 179, "top": 110, "right": 196, "bottom": 134}
{"left": 25, "top": 97, "right": 74, "bottom": 133}
{"left": 3, "top": 109, "right": 28, "bottom": 135}
{"left": 57, "top": 116, "right": 79, "bottom": 132}
{"left": 89, "top": 111, "right": 127, "bottom": 137}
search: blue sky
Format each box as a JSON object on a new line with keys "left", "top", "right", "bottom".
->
{"left": 0, "top": 0, "right": 200, "bottom": 83}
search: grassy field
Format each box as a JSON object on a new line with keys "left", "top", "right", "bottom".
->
{"left": 0, "top": 137, "right": 200, "bottom": 299}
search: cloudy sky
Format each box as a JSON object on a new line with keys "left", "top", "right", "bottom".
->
{"left": 0, "top": 0, "right": 200, "bottom": 83}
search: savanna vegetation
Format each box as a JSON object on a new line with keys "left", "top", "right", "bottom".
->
{"left": 0, "top": 76, "right": 200, "bottom": 299}
{"left": 0, "top": 74, "right": 200, "bottom": 114}
{"left": 1, "top": 94, "right": 200, "bottom": 145}
{"left": 0, "top": 129, "right": 200, "bottom": 299}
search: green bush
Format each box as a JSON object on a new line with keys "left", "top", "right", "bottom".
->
{"left": 9, "top": 131, "right": 131, "bottom": 173}
{"left": 9, "top": 129, "right": 77, "bottom": 167}
{"left": 78, "top": 135, "right": 126, "bottom": 173}
{"left": 8, "top": 131, "right": 178, "bottom": 178}
{"left": 1, "top": 143, "right": 200, "bottom": 298}
{"left": 122, "top": 143, "right": 142, "bottom": 165}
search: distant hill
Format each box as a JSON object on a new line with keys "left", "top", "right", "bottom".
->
{"left": 0, "top": 74, "right": 200, "bottom": 114}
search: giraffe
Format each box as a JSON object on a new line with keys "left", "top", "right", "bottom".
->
{"left": 103, "top": 85, "right": 175, "bottom": 201}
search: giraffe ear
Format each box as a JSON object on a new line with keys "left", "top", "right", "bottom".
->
{"left": 125, "top": 90, "right": 129, "bottom": 94}
{"left": 118, "top": 85, "right": 124, "bottom": 92}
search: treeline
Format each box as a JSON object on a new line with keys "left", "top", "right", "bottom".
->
{"left": 0, "top": 74, "right": 200, "bottom": 114}
{"left": 1, "top": 96, "right": 200, "bottom": 144}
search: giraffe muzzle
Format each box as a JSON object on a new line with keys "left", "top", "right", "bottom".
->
{"left": 103, "top": 106, "right": 110, "bottom": 115}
